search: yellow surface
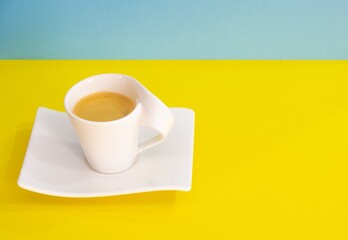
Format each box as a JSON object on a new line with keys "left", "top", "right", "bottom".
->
{"left": 1, "top": 60, "right": 348, "bottom": 239}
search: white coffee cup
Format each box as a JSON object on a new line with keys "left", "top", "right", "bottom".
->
{"left": 64, "top": 73, "right": 174, "bottom": 174}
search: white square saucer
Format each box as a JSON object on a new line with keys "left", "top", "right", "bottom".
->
{"left": 17, "top": 107, "right": 195, "bottom": 198}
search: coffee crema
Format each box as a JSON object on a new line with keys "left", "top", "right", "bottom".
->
{"left": 73, "top": 92, "right": 136, "bottom": 122}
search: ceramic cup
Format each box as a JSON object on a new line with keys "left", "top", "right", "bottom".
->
{"left": 64, "top": 73, "right": 174, "bottom": 174}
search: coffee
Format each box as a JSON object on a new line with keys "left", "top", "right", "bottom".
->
{"left": 73, "top": 92, "right": 136, "bottom": 122}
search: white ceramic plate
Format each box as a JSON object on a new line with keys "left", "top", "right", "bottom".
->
{"left": 17, "top": 107, "right": 195, "bottom": 198}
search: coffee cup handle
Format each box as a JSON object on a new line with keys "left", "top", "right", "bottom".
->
{"left": 137, "top": 89, "right": 174, "bottom": 154}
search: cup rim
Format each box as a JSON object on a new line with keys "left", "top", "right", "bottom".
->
{"left": 64, "top": 74, "right": 142, "bottom": 125}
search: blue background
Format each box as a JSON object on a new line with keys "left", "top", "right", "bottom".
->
{"left": 0, "top": 0, "right": 347, "bottom": 59}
